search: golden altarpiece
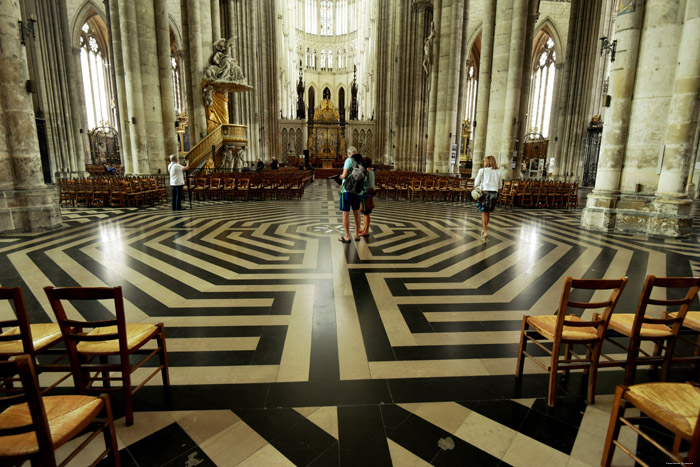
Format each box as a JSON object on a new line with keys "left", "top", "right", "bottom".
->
{"left": 308, "top": 89, "right": 346, "bottom": 168}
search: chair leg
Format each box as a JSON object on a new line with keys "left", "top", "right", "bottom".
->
{"left": 548, "top": 347, "right": 560, "bottom": 407}
{"left": 100, "top": 394, "right": 121, "bottom": 466}
{"left": 601, "top": 385, "right": 626, "bottom": 467}
{"left": 562, "top": 343, "right": 572, "bottom": 378}
{"left": 157, "top": 323, "right": 171, "bottom": 388}
{"left": 100, "top": 355, "right": 110, "bottom": 388}
{"left": 587, "top": 342, "right": 604, "bottom": 405}
{"left": 122, "top": 360, "right": 134, "bottom": 426}
{"left": 515, "top": 316, "right": 528, "bottom": 377}
{"left": 661, "top": 338, "right": 677, "bottom": 382}
{"left": 624, "top": 336, "right": 640, "bottom": 386}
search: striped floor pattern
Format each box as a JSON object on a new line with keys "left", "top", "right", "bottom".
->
{"left": 2, "top": 179, "right": 698, "bottom": 466}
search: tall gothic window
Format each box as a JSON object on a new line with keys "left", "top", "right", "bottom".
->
{"left": 170, "top": 29, "right": 185, "bottom": 116}
{"left": 320, "top": 0, "right": 332, "bottom": 36}
{"left": 305, "top": 0, "right": 317, "bottom": 34}
{"left": 312, "top": 48, "right": 317, "bottom": 69}
{"left": 171, "top": 56, "right": 183, "bottom": 113}
{"left": 79, "top": 20, "right": 115, "bottom": 130}
{"left": 336, "top": 0, "right": 347, "bottom": 34}
{"left": 328, "top": 50, "right": 333, "bottom": 70}
{"left": 320, "top": 49, "right": 326, "bottom": 69}
{"left": 528, "top": 34, "right": 557, "bottom": 138}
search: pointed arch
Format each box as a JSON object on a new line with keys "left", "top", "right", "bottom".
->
{"left": 534, "top": 16, "right": 564, "bottom": 59}
{"left": 71, "top": 1, "right": 108, "bottom": 50}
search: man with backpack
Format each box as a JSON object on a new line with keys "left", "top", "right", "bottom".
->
{"left": 338, "top": 146, "right": 366, "bottom": 243}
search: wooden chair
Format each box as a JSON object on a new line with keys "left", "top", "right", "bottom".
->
{"left": 602, "top": 382, "right": 700, "bottom": 466}
{"left": 604, "top": 275, "right": 700, "bottom": 386}
{"left": 222, "top": 177, "right": 236, "bottom": 201}
{"left": 408, "top": 179, "right": 423, "bottom": 201}
{"left": 0, "top": 354, "right": 120, "bottom": 467}
{"left": 44, "top": 286, "right": 170, "bottom": 427}
{"left": 207, "top": 176, "right": 222, "bottom": 200}
{"left": 235, "top": 178, "right": 250, "bottom": 200}
{"left": 437, "top": 178, "right": 451, "bottom": 201}
{"left": 515, "top": 276, "right": 628, "bottom": 406}
{"left": 0, "top": 287, "right": 70, "bottom": 393}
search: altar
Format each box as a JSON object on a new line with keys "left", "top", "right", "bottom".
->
{"left": 308, "top": 88, "right": 346, "bottom": 167}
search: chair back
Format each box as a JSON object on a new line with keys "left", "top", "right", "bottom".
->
{"left": 43, "top": 287, "right": 127, "bottom": 391}
{"left": 0, "top": 287, "right": 34, "bottom": 357}
{"left": 555, "top": 276, "right": 629, "bottom": 339}
{"left": 634, "top": 275, "right": 700, "bottom": 337}
{"left": 0, "top": 355, "right": 53, "bottom": 460}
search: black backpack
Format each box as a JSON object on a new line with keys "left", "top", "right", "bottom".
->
{"left": 344, "top": 162, "right": 366, "bottom": 194}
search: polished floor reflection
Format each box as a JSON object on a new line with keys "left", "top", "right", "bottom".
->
{"left": 2, "top": 179, "right": 698, "bottom": 466}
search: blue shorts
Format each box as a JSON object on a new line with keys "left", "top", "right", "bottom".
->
{"left": 340, "top": 192, "right": 361, "bottom": 211}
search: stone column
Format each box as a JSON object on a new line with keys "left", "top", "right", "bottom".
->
{"left": 581, "top": 0, "right": 644, "bottom": 231}
{"left": 136, "top": 1, "right": 166, "bottom": 173}
{"left": 0, "top": 0, "right": 60, "bottom": 233}
{"left": 155, "top": 0, "right": 179, "bottom": 161}
{"left": 118, "top": 0, "right": 149, "bottom": 173}
{"left": 433, "top": 0, "right": 464, "bottom": 174}
{"left": 425, "top": 0, "right": 441, "bottom": 172}
{"left": 499, "top": 0, "right": 528, "bottom": 179}
{"left": 471, "top": 0, "right": 495, "bottom": 172}
{"left": 187, "top": 0, "right": 207, "bottom": 142}
{"left": 648, "top": 0, "right": 700, "bottom": 236}
{"left": 109, "top": 0, "right": 133, "bottom": 174}
{"left": 514, "top": 0, "right": 538, "bottom": 178}
{"left": 57, "top": 0, "right": 86, "bottom": 175}
{"left": 551, "top": 0, "right": 579, "bottom": 180}
{"left": 211, "top": 0, "right": 221, "bottom": 42}
{"left": 655, "top": 0, "right": 700, "bottom": 197}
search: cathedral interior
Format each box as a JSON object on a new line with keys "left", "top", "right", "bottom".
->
{"left": 1, "top": 0, "right": 700, "bottom": 465}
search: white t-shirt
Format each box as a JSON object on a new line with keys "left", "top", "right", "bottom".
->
{"left": 169, "top": 162, "right": 185, "bottom": 186}
{"left": 474, "top": 167, "right": 502, "bottom": 192}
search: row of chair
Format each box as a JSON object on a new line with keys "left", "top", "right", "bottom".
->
{"left": 516, "top": 275, "right": 700, "bottom": 406}
{"left": 374, "top": 172, "right": 470, "bottom": 202}
{"left": 498, "top": 179, "right": 578, "bottom": 208}
{"left": 517, "top": 275, "right": 700, "bottom": 465}
{"left": 58, "top": 176, "right": 168, "bottom": 208}
{"left": 0, "top": 286, "right": 169, "bottom": 426}
{"left": 187, "top": 171, "right": 313, "bottom": 201}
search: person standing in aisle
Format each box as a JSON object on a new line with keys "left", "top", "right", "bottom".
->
{"left": 473, "top": 155, "right": 502, "bottom": 241}
{"left": 168, "top": 154, "right": 189, "bottom": 211}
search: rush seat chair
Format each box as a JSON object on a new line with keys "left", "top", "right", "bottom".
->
{"left": 516, "top": 276, "right": 628, "bottom": 406}
{"left": 602, "top": 382, "right": 700, "bottom": 466}
{"left": 0, "top": 354, "right": 120, "bottom": 466}
{"left": 44, "top": 286, "right": 170, "bottom": 426}
{"left": 604, "top": 275, "right": 700, "bottom": 386}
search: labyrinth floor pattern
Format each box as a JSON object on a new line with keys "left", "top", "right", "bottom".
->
{"left": 2, "top": 179, "right": 700, "bottom": 466}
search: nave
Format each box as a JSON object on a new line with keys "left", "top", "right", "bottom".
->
{"left": 3, "top": 180, "right": 700, "bottom": 466}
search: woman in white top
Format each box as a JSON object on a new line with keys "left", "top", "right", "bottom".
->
{"left": 473, "top": 155, "right": 502, "bottom": 240}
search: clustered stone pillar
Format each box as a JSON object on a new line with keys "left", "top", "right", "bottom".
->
{"left": 155, "top": 0, "right": 179, "bottom": 159}
{"left": 582, "top": 0, "right": 698, "bottom": 237}
{"left": 471, "top": 0, "right": 496, "bottom": 173}
{"left": 0, "top": 0, "right": 60, "bottom": 233}
{"left": 393, "top": 1, "right": 431, "bottom": 172}
{"left": 476, "top": 0, "right": 533, "bottom": 180}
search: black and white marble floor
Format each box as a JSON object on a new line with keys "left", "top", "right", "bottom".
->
{"left": 3, "top": 179, "right": 699, "bottom": 466}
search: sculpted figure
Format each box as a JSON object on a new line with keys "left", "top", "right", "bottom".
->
{"left": 423, "top": 21, "right": 435, "bottom": 75}
{"left": 204, "top": 38, "right": 245, "bottom": 82}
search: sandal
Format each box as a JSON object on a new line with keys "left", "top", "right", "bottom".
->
{"left": 360, "top": 232, "right": 370, "bottom": 237}
{"left": 339, "top": 237, "right": 351, "bottom": 243}
{"left": 354, "top": 237, "right": 360, "bottom": 241}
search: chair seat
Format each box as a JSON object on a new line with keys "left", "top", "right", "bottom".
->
{"left": 0, "top": 395, "right": 103, "bottom": 457}
{"left": 77, "top": 323, "right": 159, "bottom": 355}
{"left": 0, "top": 323, "right": 62, "bottom": 355}
{"left": 608, "top": 314, "right": 672, "bottom": 338}
{"left": 671, "top": 311, "right": 700, "bottom": 332}
{"left": 625, "top": 382, "right": 700, "bottom": 439}
{"left": 527, "top": 315, "right": 598, "bottom": 341}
